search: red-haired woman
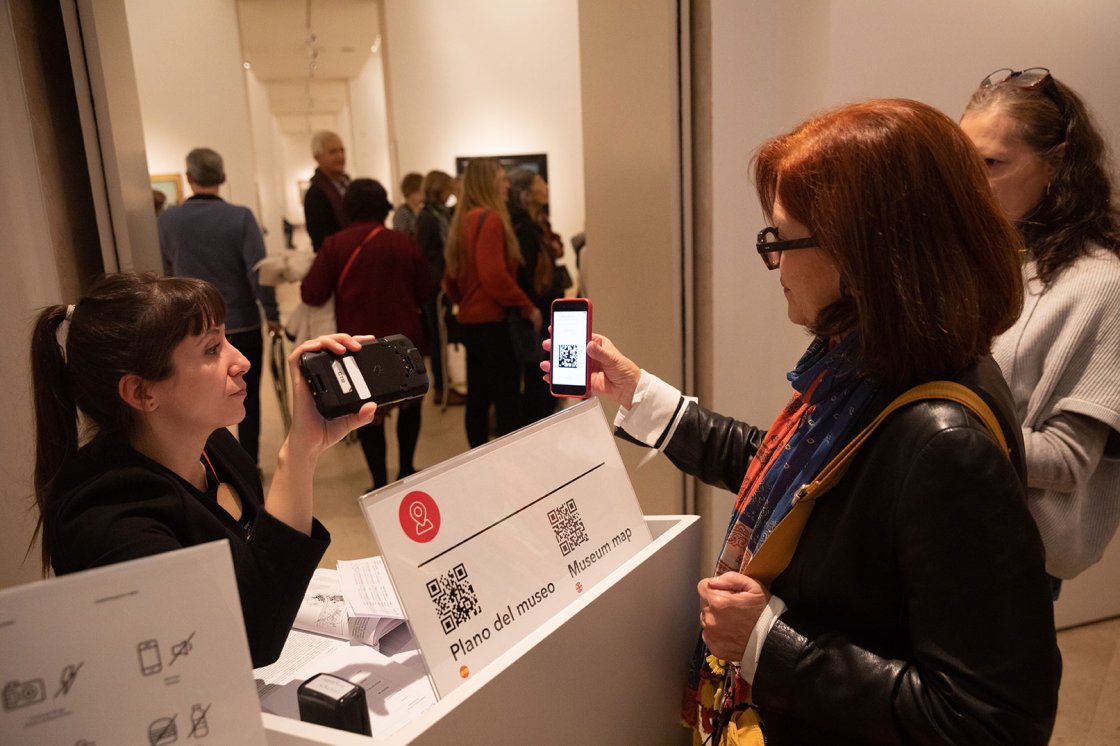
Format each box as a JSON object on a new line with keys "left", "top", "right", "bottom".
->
{"left": 546, "top": 100, "right": 1060, "bottom": 743}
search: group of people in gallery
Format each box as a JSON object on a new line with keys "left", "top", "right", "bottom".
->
{"left": 29, "top": 65, "right": 1119, "bottom": 743}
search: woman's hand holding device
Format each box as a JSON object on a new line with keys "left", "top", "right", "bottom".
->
{"left": 288, "top": 334, "right": 380, "bottom": 459}
{"left": 542, "top": 324, "right": 642, "bottom": 409}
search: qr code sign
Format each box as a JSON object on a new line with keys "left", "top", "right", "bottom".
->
{"left": 548, "top": 498, "right": 589, "bottom": 556}
{"left": 557, "top": 344, "right": 579, "bottom": 369}
{"left": 427, "top": 563, "right": 482, "bottom": 634}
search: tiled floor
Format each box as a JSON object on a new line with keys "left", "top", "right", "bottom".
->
{"left": 257, "top": 272, "right": 1120, "bottom": 745}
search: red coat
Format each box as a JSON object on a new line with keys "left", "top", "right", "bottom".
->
{"left": 301, "top": 221, "right": 436, "bottom": 355}
{"left": 444, "top": 208, "right": 535, "bottom": 324}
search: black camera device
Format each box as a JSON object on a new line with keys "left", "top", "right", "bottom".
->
{"left": 297, "top": 673, "right": 371, "bottom": 736}
{"left": 299, "top": 334, "right": 428, "bottom": 419}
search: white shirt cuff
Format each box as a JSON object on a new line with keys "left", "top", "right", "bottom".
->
{"left": 612, "top": 371, "right": 695, "bottom": 461}
{"left": 739, "top": 593, "right": 787, "bottom": 684}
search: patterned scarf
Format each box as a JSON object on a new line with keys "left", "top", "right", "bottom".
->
{"left": 717, "top": 333, "right": 875, "bottom": 573}
{"left": 684, "top": 333, "right": 877, "bottom": 737}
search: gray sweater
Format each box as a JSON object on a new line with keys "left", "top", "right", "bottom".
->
{"left": 158, "top": 195, "right": 278, "bottom": 332}
{"left": 993, "top": 244, "right": 1120, "bottom": 578}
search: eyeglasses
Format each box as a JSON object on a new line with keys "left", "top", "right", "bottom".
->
{"left": 979, "top": 67, "right": 1067, "bottom": 120}
{"left": 756, "top": 226, "right": 817, "bottom": 270}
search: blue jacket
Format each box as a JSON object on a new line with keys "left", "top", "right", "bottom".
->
{"left": 158, "top": 194, "right": 278, "bottom": 331}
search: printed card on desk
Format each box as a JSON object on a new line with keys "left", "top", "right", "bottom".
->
{"left": 0, "top": 541, "right": 265, "bottom": 745}
{"left": 361, "top": 398, "right": 652, "bottom": 696}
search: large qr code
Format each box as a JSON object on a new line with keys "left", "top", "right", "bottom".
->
{"left": 557, "top": 344, "right": 579, "bottom": 369}
{"left": 426, "top": 563, "right": 482, "bottom": 634}
{"left": 548, "top": 498, "right": 589, "bottom": 556}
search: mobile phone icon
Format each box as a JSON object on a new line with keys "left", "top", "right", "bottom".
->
{"left": 138, "top": 640, "right": 162, "bottom": 676}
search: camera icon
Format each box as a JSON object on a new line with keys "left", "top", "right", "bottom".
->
{"left": 2, "top": 679, "right": 47, "bottom": 711}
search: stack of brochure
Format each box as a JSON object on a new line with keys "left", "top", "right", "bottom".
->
{"left": 293, "top": 556, "right": 406, "bottom": 649}
{"left": 255, "top": 557, "right": 435, "bottom": 734}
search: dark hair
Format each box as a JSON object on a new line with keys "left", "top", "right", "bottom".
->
{"left": 754, "top": 98, "right": 1024, "bottom": 387}
{"left": 31, "top": 273, "right": 225, "bottom": 572}
{"left": 343, "top": 178, "right": 393, "bottom": 222}
{"left": 965, "top": 76, "right": 1120, "bottom": 284}
{"left": 399, "top": 172, "right": 423, "bottom": 197}
{"left": 506, "top": 168, "right": 538, "bottom": 212}
{"left": 186, "top": 147, "right": 226, "bottom": 186}
{"left": 421, "top": 170, "right": 452, "bottom": 205}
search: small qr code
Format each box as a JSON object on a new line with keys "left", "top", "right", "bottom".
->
{"left": 558, "top": 344, "right": 578, "bottom": 369}
{"left": 426, "top": 563, "right": 482, "bottom": 634}
{"left": 548, "top": 498, "right": 590, "bottom": 556}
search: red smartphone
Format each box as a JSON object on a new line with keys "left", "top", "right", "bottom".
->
{"left": 549, "top": 298, "right": 592, "bottom": 398}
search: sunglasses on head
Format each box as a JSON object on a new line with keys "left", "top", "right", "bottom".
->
{"left": 979, "top": 67, "right": 1067, "bottom": 121}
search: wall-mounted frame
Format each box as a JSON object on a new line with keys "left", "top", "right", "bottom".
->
{"left": 149, "top": 173, "right": 183, "bottom": 207}
{"left": 455, "top": 153, "right": 548, "bottom": 183}
{"left": 297, "top": 179, "right": 311, "bottom": 206}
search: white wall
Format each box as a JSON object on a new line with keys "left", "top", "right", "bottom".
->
{"left": 700, "top": 0, "right": 1120, "bottom": 565}
{"left": 244, "top": 70, "right": 288, "bottom": 254}
{"left": 349, "top": 51, "right": 394, "bottom": 191}
{"left": 381, "top": 0, "right": 585, "bottom": 254}
{"left": 124, "top": 0, "right": 259, "bottom": 215}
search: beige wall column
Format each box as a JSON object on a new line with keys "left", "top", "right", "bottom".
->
{"left": 67, "top": 0, "right": 160, "bottom": 273}
{"left": 0, "top": 0, "right": 85, "bottom": 587}
{"left": 578, "top": 0, "right": 689, "bottom": 517}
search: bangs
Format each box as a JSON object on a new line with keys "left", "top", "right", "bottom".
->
{"left": 153, "top": 277, "right": 226, "bottom": 344}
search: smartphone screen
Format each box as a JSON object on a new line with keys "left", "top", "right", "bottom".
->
{"left": 550, "top": 298, "right": 592, "bottom": 398}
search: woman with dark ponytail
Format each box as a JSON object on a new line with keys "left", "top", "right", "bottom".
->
{"left": 31, "top": 273, "right": 376, "bottom": 666}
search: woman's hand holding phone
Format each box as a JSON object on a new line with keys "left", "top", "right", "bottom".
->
{"left": 542, "top": 332, "right": 641, "bottom": 410}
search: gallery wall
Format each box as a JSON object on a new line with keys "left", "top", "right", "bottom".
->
{"left": 348, "top": 51, "right": 394, "bottom": 199}
{"left": 124, "top": 0, "right": 258, "bottom": 217}
{"left": 381, "top": 0, "right": 586, "bottom": 260}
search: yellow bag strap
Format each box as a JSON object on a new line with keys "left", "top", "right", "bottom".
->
{"left": 743, "top": 381, "right": 1008, "bottom": 585}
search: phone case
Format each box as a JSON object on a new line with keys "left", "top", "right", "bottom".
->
{"left": 299, "top": 334, "right": 429, "bottom": 419}
{"left": 550, "top": 298, "right": 593, "bottom": 399}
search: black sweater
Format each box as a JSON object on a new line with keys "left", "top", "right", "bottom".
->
{"left": 48, "top": 428, "right": 330, "bottom": 667}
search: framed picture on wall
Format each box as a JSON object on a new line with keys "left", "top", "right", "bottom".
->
{"left": 455, "top": 153, "right": 548, "bottom": 183}
{"left": 297, "top": 179, "right": 311, "bottom": 206}
{"left": 150, "top": 173, "right": 183, "bottom": 207}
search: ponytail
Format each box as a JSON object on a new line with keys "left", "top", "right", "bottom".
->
{"left": 28, "top": 273, "right": 226, "bottom": 574}
{"left": 30, "top": 305, "right": 80, "bottom": 574}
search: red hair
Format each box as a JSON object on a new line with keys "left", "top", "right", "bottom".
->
{"left": 755, "top": 99, "right": 1023, "bottom": 386}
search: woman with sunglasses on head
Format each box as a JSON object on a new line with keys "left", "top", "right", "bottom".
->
{"left": 545, "top": 100, "right": 1059, "bottom": 743}
{"left": 30, "top": 273, "right": 377, "bottom": 667}
{"left": 961, "top": 68, "right": 1120, "bottom": 592}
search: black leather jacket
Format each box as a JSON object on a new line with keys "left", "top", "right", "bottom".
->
{"left": 648, "top": 356, "right": 1061, "bottom": 744}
